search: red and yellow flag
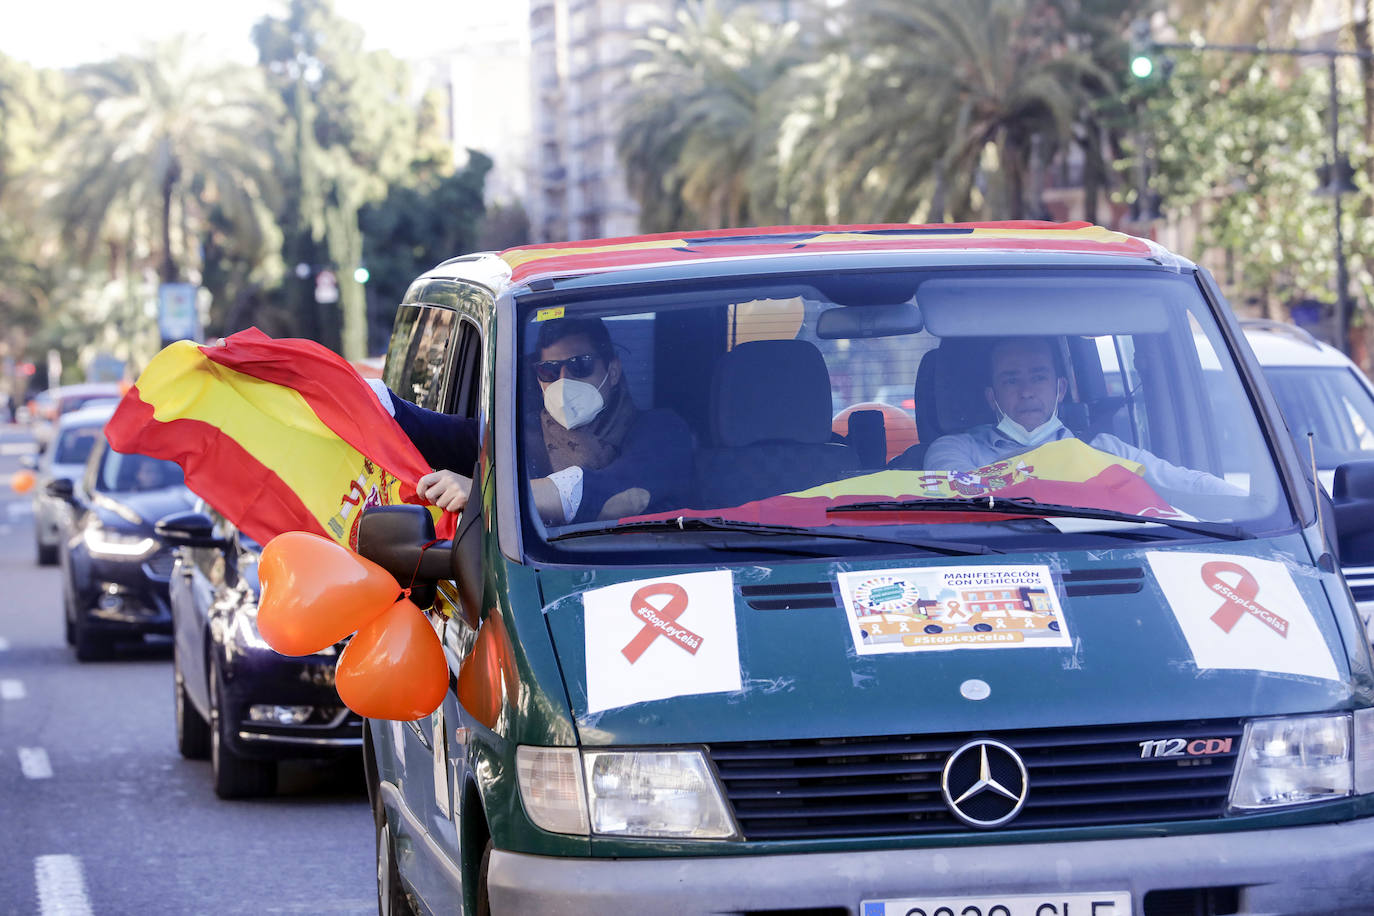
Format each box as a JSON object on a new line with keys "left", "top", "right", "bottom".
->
{"left": 628, "top": 439, "right": 1178, "bottom": 528}
{"left": 106, "top": 328, "right": 452, "bottom": 549}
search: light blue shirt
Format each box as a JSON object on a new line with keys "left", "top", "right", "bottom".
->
{"left": 924, "top": 424, "right": 1244, "bottom": 497}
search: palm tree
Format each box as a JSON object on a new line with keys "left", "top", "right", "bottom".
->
{"left": 44, "top": 37, "right": 281, "bottom": 285}
{"left": 617, "top": 1, "right": 806, "bottom": 230}
{"left": 788, "top": 0, "right": 1115, "bottom": 222}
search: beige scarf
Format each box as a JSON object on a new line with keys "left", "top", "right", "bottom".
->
{"left": 538, "top": 382, "right": 639, "bottom": 473}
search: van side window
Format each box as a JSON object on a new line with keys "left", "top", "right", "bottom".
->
{"left": 383, "top": 305, "right": 459, "bottom": 410}
{"left": 451, "top": 320, "right": 483, "bottom": 421}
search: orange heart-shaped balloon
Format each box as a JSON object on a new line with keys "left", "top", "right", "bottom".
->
{"left": 10, "top": 469, "right": 35, "bottom": 494}
{"left": 335, "top": 598, "right": 448, "bottom": 720}
{"left": 257, "top": 531, "right": 399, "bottom": 656}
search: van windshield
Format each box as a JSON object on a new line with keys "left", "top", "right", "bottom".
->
{"left": 517, "top": 267, "right": 1290, "bottom": 556}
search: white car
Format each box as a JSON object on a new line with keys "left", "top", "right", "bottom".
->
{"left": 1241, "top": 319, "right": 1374, "bottom": 489}
{"left": 1240, "top": 319, "right": 1374, "bottom": 627}
{"left": 31, "top": 404, "right": 113, "bottom": 565}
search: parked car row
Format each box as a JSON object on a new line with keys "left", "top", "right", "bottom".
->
{"left": 25, "top": 381, "right": 123, "bottom": 449}
{"left": 31, "top": 403, "right": 362, "bottom": 798}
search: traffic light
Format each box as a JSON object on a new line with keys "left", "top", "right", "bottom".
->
{"left": 1129, "top": 18, "right": 1155, "bottom": 79}
{"left": 353, "top": 266, "right": 370, "bottom": 284}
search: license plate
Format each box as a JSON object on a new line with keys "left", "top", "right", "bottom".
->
{"left": 862, "top": 891, "right": 1131, "bottom": 916}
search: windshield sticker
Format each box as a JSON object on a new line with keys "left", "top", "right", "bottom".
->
{"left": 1145, "top": 552, "right": 1339, "bottom": 681}
{"left": 583, "top": 569, "right": 741, "bottom": 713}
{"left": 838, "top": 565, "right": 1071, "bottom": 655}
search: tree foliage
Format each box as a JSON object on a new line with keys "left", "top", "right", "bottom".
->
{"left": 800, "top": 0, "right": 1116, "bottom": 222}
{"left": 253, "top": 0, "right": 428, "bottom": 358}
{"left": 44, "top": 38, "right": 281, "bottom": 285}
{"left": 1145, "top": 53, "right": 1372, "bottom": 323}
{"left": 359, "top": 151, "right": 490, "bottom": 351}
{"left": 618, "top": 1, "right": 807, "bottom": 231}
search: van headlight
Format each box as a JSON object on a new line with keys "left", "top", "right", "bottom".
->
{"left": 1230, "top": 713, "right": 1365, "bottom": 810}
{"left": 516, "top": 746, "right": 736, "bottom": 839}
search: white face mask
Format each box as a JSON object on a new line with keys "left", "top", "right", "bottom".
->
{"left": 994, "top": 404, "right": 1064, "bottom": 447}
{"left": 543, "top": 375, "right": 608, "bottom": 430}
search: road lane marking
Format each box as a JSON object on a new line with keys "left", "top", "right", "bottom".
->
{"left": 19, "top": 747, "right": 53, "bottom": 779}
{"left": 1, "top": 679, "right": 25, "bottom": 699}
{"left": 6, "top": 502, "right": 33, "bottom": 518}
{"left": 34, "top": 855, "right": 93, "bottom": 916}
{"left": 0, "top": 442, "right": 38, "bottom": 456}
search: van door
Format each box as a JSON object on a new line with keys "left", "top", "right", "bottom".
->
{"left": 384, "top": 304, "right": 486, "bottom": 908}
{"left": 421, "top": 318, "right": 485, "bottom": 907}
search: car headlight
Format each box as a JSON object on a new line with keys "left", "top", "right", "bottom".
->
{"left": 230, "top": 606, "right": 273, "bottom": 651}
{"left": 1230, "top": 713, "right": 1357, "bottom": 810}
{"left": 83, "top": 525, "right": 157, "bottom": 559}
{"left": 516, "top": 746, "right": 736, "bottom": 839}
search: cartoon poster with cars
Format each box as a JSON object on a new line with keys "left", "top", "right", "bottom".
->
{"left": 838, "top": 565, "right": 1071, "bottom": 655}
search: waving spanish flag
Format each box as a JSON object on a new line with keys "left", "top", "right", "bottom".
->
{"left": 106, "top": 328, "right": 452, "bottom": 548}
{"left": 629, "top": 439, "right": 1179, "bottom": 528}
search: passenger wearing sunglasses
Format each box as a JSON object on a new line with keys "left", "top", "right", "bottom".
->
{"left": 370, "top": 316, "right": 692, "bottom": 525}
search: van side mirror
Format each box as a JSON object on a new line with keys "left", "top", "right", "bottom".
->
{"left": 155, "top": 511, "right": 230, "bottom": 548}
{"left": 45, "top": 477, "right": 74, "bottom": 501}
{"left": 1332, "top": 459, "right": 1374, "bottom": 565}
{"left": 357, "top": 506, "right": 451, "bottom": 609}
{"left": 357, "top": 465, "right": 485, "bottom": 628}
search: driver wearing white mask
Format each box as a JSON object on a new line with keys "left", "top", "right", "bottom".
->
{"left": 922, "top": 337, "right": 1241, "bottom": 497}
{"left": 371, "top": 316, "right": 693, "bottom": 525}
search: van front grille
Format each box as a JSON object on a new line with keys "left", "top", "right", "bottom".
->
{"left": 709, "top": 719, "right": 1243, "bottom": 841}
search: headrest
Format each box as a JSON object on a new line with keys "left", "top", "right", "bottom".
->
{"left": 914, "top": 339, "right": 994, "bottom": 441}
{"left": 712, "top": 339, "right": 834, "bottom": 447}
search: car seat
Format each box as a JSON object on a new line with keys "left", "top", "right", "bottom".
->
{"left": 887, "top": 338, "right": 995, "bottom": 469}
{"left": 695, "top": 339, "right": 859, "bottom": 507}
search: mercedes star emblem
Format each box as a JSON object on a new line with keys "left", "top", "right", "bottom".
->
{"left": 941, "top": 738, "right": 1029, "bottom": 828}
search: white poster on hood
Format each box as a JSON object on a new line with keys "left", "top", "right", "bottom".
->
{"left": 583, "top": 569, "right": 741, "bottom": 714}
{"left": 837, "top": 565, "right": 1071, "bottom": 655}
{"left": 1145, "top": 551, "right": 1339, "bottom": 681}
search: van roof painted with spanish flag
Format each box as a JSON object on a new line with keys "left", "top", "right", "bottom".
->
{"left": 469, "top": 221, "right": 1167, "bottom": 290}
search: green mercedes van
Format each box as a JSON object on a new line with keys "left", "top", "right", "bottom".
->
{"left": 357, "top": 223, "right": 1374, "bottom": 916}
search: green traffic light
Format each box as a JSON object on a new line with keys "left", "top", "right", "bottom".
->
{"left": 354, "top": 267, "right": 370, "bottom": 284}
{"left": 1130, "top": 55, "right": 1154, "bottom": 79}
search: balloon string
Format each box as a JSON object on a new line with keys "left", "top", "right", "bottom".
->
{"left": 401, "top": 538, "right": 441, "bottom": 599}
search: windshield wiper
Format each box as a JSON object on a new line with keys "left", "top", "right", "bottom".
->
{"left": 548, "top": 515, "right": 1001, "bottom": 555}
{"left": 825, "top": 497, "right": 1253, "bottom": 541}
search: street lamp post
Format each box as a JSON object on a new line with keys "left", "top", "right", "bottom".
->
{"left": 1327, "top": 56, "right": 1354, "bottom": 355}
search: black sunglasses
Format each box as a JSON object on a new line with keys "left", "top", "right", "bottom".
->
{"left": 533, "top": 353, "right": 600, "bottom": 383}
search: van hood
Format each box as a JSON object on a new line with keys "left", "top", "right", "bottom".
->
{"left": 539, "top": 537, "right": 1364, "bottom": 747}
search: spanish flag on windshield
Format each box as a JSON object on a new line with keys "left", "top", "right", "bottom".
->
{"left": 106, "top": 328, "right": 451, "bottom": 548}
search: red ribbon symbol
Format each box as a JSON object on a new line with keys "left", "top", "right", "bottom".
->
{"left": 621, "top": 583, "right": 703, "bottom": 664}
{"left": 1201, "top": 560, "right": 1289, "bottom": 638}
